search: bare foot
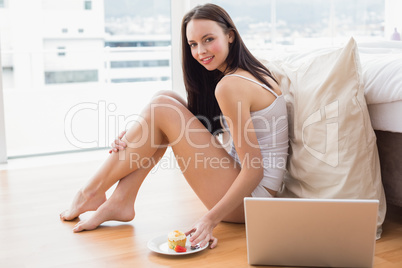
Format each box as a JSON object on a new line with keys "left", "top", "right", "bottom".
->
{"left": 60, "top": 189, "right": 107, "bottom": 221}
{"left": 72, "top": 196, "right": 135, "bottom": 232}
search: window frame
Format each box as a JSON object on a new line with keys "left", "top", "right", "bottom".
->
{"left": 0, "top": 0, "right": 203, "bottom": 162}
{"left": 0, "top": 44, "right": 7, "bottom": 163}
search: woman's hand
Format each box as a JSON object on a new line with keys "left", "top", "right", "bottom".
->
{"left": 108, "top": 130, "right": 127, "bottom": 153}
{"left": 185, "top": 215, "right": 219, "bottom": 249}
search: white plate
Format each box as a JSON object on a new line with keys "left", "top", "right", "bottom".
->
{"left": 147, "top": 234, "right": 208, "bottom": 255}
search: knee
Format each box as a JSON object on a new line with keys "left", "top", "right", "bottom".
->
{"left": 152, "top": 90, "right": 187, "bottom": 107}
{"left": 153, "top": 90, "right": 176, "bottom": 98}
{"left": 148, "top": 95, "right": 188, "bottom": 127}
{"left": 150, "top": 92, "right": 187, "bottom": 111}
{"left": 152, "top": 90, "right": 178, "bottom": 99}
{"left": 149, "top": 94, "right": 185, "bottom": 117}
{"left": 151, "top": 94, "right": 179, "bottom": 107}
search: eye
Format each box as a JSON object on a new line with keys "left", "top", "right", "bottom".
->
{"left": 189, "top": 43, "right": 197, "bottom": 48}
{"left": 205, "top": 37, "right": 214, "bottom": 43}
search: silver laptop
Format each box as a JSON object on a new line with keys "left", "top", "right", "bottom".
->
{"left": 244, "top": 197, "right": 379, "bottom": 268}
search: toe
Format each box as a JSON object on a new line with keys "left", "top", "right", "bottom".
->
{"left": 73, "top": 222, "right": 84, "bottom": 233}
{"left": 62, "top": 209, "right": 80, "bottom": 221}
{"left": 60, "top": 210, "right": 70, "bottom": 221}
{"left": 73, "top": 219, "right": 99, "bottom": 233}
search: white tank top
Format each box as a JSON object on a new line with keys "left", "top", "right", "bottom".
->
{"left": 221, "top": 74, "right": 289, "bottom": 193}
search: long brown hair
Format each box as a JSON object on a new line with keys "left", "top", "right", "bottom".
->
{"left": 181, "top": 3, "right": 277, "bottom": 135}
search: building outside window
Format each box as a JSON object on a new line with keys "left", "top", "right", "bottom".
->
{"left": 45, "top": 70, "right": 98, "bottom": 84}
{"left": 0, "top": 0, "right": 172, "bottom": 158}
{"left": 57, "top": 46, "right": 66, "bottom": 56}
{"left": 84, "top": 0, "right": 92, "bottom": 10}
{"left": 212, "top": 0, "right": 385, "bottom": 51}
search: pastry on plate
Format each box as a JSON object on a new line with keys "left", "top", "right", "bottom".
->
{"left": 168, "top": 230, "right": 187, "bottom": 250}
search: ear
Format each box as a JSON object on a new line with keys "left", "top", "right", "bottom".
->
{"left": 228, "top": 30, "right": 235, "bottom": 44}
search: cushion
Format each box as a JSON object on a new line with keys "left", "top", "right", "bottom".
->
{"left": 264, "top": 38, "right": 386, "bottom": 239}
{"left": 360, "top": 53, "right": 402, "bottom": 105}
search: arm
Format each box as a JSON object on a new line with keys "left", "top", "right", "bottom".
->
{"left": 188, "top": 78, "right": 264, "bottom": 247}
{"left": 210, "top": 79, "right": 264, "bottom": 217}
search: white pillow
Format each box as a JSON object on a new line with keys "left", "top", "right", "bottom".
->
{"left": 360, "top": 53, "right": 402, "bottom": 105}
{"left": 265, "top": 38, "right": 386, "bottom": 239}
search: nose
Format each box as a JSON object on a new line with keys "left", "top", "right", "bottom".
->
{"left": 197, "top": 44, "right": 206, "bottom": 55}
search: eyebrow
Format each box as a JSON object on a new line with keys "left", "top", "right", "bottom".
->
{"left": 188, "top": 33, "right": 213, "bottom": 43}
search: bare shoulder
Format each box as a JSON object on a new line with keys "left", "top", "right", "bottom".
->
{"left": 215, "top": 74, "right": 252, "bottom": 99}
{"left": 215, "top": 75, "right": 249, "bottom": 102}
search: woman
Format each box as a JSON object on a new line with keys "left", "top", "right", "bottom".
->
{"left": 60, "top": 3, "right": 288, "bottom": 249}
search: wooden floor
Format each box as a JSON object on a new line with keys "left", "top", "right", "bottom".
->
{"left": 1, "top": 153, "right": 402, "bottom": 268}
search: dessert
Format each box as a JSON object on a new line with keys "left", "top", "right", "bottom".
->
{"left": 174, "top": 245, "right": 187, "bottom": 252}
{"left": 168, "top": 230, "right": 187, "bottom": 250}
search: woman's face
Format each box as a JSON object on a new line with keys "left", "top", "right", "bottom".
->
{"left": 186, "top": 19, "right": 233, "bottom": 72}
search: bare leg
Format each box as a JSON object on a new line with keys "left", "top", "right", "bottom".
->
{"left": 60, "top": 144, "right": 167, "bottom": 221}
{"left": 73, "top": 146, "right": 167, "bottom": 232}
{"left": 59, "top": 188, "right": 106, "bottom": 221}
{"left": 60, "top": 91, "right": 182, "bottom": 221}
{"left": 62, "top": 92, "right": 243, "bottom": 231}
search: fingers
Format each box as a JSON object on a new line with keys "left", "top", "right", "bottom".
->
{"left": 113, "top": 141, "right": 126, "bottom": 151}
{"left": 114, "top": 138, "right": 127, "bottom": 150}
{"left": 198, "top": 233, "right": 210, "bottom": 248}
{"left": 209, "top": 236, "right": 218, "bottom": 249}
{"left": 186, "top": 217, "right": 219, "bottom": 249}
{"left": 187, "top": 227, "right": 217, "bottom": 249}
{"left": 119, "top": 130, "right": 127, "bottom": 139}
{"left": 193, "top": 232, "right": 207, "bottom": 246}
{"left": 185, "top": 228, "right": 196, "bottom": 237}
{"left": 109, "top": 131, "right": 127, "bottom": 153}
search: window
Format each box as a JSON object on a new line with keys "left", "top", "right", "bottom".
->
{"left": 110, "top": 61, "right": 140, "bottom": 68}
{"left": 110, "top": 60, "right": 169, "bottom": 68}
{"left": 57, "top": 46, "right": 66, "bottom": 56}
{"left": 111, "top": 77, "right": 170, "bottom": 83}
{"left": 84, "top": 0, "right": 92, "bottom": 10}
{"left": 105, "top": 40, "right": 171, "bottom": 47}
{"left": 212, "top": 0, "right": 385, "bottom": 49}
{"left": 0, "top": 0, "right": 172, "bottom": 158}
{"left": 45, "top": 70, "right": 98, "bottom": 84}
{"left": 0, "top": 0, "right": 5, "bottom": 8}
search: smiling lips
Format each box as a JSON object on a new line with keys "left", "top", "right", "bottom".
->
{"left": 200, "top": 56, "right": 214, "bottom": 64}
